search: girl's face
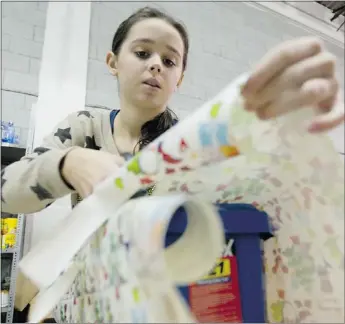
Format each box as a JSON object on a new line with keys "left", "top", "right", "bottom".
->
{"left": 109, "top": 18, "right": 185, "bottom": 112}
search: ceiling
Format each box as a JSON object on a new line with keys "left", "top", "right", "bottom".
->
{"left": 316, "top": 1, "right": 345, "bottom": 30}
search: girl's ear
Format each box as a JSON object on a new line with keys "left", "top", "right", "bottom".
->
{"left": 177, "top": 73, "right": 184, "bottom": 88}
{"left": 106, "top": 51, "right": 118, "bottom": 76}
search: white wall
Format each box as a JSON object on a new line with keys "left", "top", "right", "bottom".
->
{"left": 2, "top": 2, "right": 343, "bottom": 146}
{"left": 86, "top": 2, "right": 344, "bottom": 117}
{"left": 1, "top": 2, "right": 47, "bottom": 147}
{"left": 86, "top": 2, "right": 344, "bottom": 153}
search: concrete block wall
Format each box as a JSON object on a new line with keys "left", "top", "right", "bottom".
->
{"left": 2, "top": 2, "right": 343, "bottom": 146}
{"left": 86, "top": 1, "right": 344, "bottom": 121}
{"left": 1, "top": 2, "right": 47, "bottom": 147}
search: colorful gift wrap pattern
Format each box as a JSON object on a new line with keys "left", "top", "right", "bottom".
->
{"left": 54, "top": 205, "right": 163, "bottom": 323}
{"left": 227, "top": 105, "right": 344, "bottom": 323}
{"left": 34, "top": 75, "right": 343, "bottom": 323}
{"left": 52, "top": 196, "right": 220, "bottom": 324}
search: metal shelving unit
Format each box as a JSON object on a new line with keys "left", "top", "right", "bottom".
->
{"left": 1, "top": 145, "right": 27, "bottom": 323}
{"left": 1, "top": 248, "right": 16, "bottom": 254}
{"left": 3, "top": 214, "right": 26, "bottom": 323}
{"left": 1, "top": 306, "right": 9, "bottom": 313}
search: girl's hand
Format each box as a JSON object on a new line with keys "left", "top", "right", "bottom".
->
{"left": 241, "top": 37, "right": 344, "bottom": 133}
{"left": 62, "top": 147, "right": 125, "bottom": 198}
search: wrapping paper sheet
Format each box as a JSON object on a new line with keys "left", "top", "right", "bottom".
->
{"left": 29, "top": 195, "right": 224, "bottom": 323}
{"left": 21, "top": 75, "right": 344, "bottom": 323}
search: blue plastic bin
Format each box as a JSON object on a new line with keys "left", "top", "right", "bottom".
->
{"left": 165, "top": 203, "right": 273, "bottom": 323}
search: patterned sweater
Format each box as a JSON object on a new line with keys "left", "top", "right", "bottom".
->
{"left": 1, "top": 109, "right": 122, "bottom": 214}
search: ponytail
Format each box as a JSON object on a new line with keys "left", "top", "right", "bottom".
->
{"left": 134, "top": 108, "right": 178, "bottom": 152}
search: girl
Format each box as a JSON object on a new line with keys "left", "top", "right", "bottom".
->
{"left": 2, "top": 7, "right": 343, "bottom": 214}
{"left": 3, "top": 6, "right": 344, "bottom": 323}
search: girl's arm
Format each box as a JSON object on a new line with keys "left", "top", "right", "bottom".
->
{"left": 1, "top": 112, "right": 86, "bottom": 214}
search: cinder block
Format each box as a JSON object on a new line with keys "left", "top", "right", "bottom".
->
{"left": 29, "top": 58, "right": 41, "bottom": 75}
{"left": 1, "top": 91, "right": 31, "bottom": 130}
{"left": 10, "top": 38, "right": 43, "bottom": 59}
{"left": 36, "top": 2, "right": 48, "bottom": 13}
{"left": 88, "top": 43, "right": 98, "bottom": 60}
{"left": 33, "top": 26, "right": 45, "bottom": 43}
{"left": 1, "top": 90, "right": 26, "bottom": 112}
{"left": 86, "top": 90, "right": 120, "bottom": 110}
{"left": 95, "top": 74, "right": 117, "bottom": 93}
{"left": 2, "top": 35, "right": 11, "bottom": 51}
{"left": 18, "top": 127, "right": 29, "bottom": 147}
{"left": 178, "top": 80, "right": 204, "bottom": 100}
{"left": 2, "top": 51, "right": 30, "bottom": 73}
{"left": 3, "top": 70, "right": 39, "bottom": 95}
{"left": 88, "top": 59, "right": 109, "bottom": 77}
{"left": 2, "top": 16, "right": 34, "bottom": 40}
{"left": 86, "top": 76, "right": 97, "bottom": 90}
{"left": 170, "top": 93, "right": 204, "bottom": 112}
{"left": 8, "top": 4, "right": 47, "bottom": 27}
{"left": 96, "top": 39, "right": 113, "bottom": 62}
{"left": 13, "top": 106, "right": 32, "bottom": 128}
{"left": 24, "top": 94, "right": 38, "bottom": 111}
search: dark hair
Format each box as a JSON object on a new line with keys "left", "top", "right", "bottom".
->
{"left": 111, "top": 6, "right": 189, "bottom": 152}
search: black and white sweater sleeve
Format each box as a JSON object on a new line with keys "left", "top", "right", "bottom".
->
{"left": 1, "top": 111, "right": 89, "bottom": 214}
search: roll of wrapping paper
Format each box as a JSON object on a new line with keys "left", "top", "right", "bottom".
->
{"left": 20, "top": 72, "right": 344, "bottom": 323}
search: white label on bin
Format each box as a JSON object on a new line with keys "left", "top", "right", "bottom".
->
{"left": 223, "top": 239, "right": 234, "bottom": 257}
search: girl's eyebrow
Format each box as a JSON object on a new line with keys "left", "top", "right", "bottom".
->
{"left": 131, "top": 38, "right": 181, "bottom": 58}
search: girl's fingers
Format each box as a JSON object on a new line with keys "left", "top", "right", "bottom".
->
{"left": 246, "top": 52, "right": 337, "bottom": 109}
{"left": 299, "top": 77, "right": 338, "bottom": 112}
{"left": 242, "top": 37, "right": 323, "bottom": 97}
{"left": 283, "top": 52, "right": 336, "bottom": 87}
{"left": 308, "top": 92, "right": 345, "bottom": 133}
{"left": 239, "top": 35, "right": 343, "bottom": 133}
{"left": 255, "top": 78, "right": 338, "bottom": 120}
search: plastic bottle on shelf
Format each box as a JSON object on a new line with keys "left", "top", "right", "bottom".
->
{"left": 1, "top": 290, "right": 9, "bottom": 307}
{"left": 14, "top": 134, "right": 20, "bottom": 145}
{"left": 6, "top": 121, "right": 15, "bottom": 145}
{"left": 1, "top": 121, "right": 8, "bottom": 144}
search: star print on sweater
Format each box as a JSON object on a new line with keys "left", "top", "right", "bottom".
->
{"left": 77, "top": 111, "right": 94, "bottom": 118}
{"left": 33, "top": 147, "right": 51, "bottom": 155}
{"left": 85, "top": 135, "right": 101, "bottom": 150}
{"left": 54, "top": 127, "right": 72, "bottom": 144}
{"left": 30, "top": 183, "right": 54, "bottom": 201}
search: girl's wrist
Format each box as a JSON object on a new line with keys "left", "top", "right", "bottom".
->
{"left": 59, "top": 147, "right": 81, "bottom": 190}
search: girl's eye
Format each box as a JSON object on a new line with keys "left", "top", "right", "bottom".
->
{"left": 135, "top": 51, "right": 150, "bottom": 59}
{"left": 163, "top": 58, "right": 176, "bottom": 67}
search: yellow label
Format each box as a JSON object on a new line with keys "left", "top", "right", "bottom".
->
{"left": 2, "top": 218, "right": 17, "bottom": 235}
{"left": 2, "top": 234, "right": 16, "bottom": 249}
{"left": 202, "top": 257, "right": 231, "bottom": 280}
{"left": 132, "top": 287, "right": 140, "bottom": 303}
